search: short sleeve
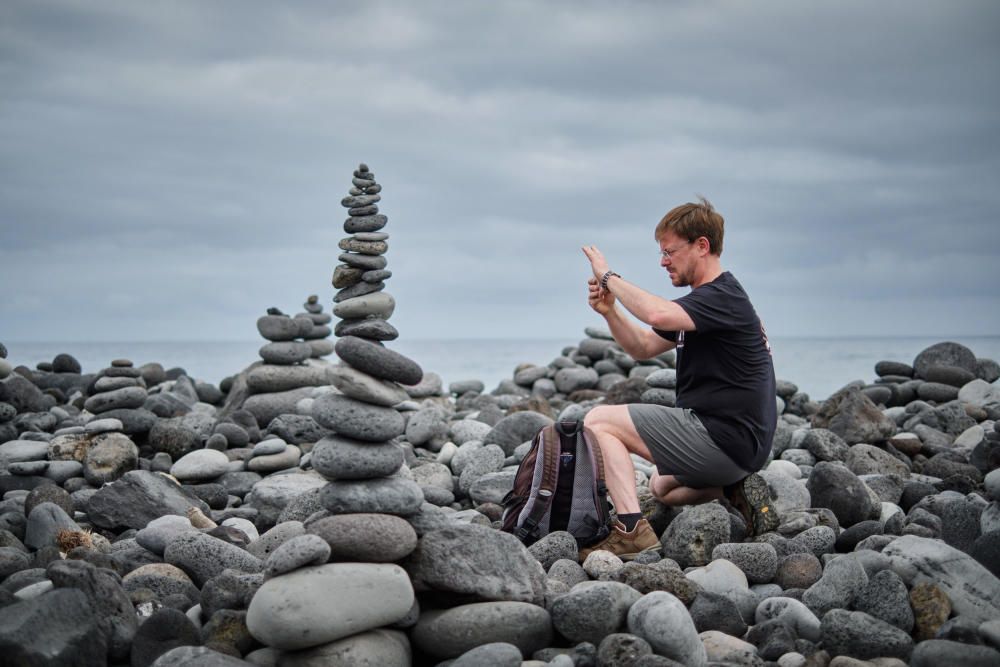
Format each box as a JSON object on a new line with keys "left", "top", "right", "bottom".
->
{"left": 673, "top": 283, "right": 737, "bottom": 333}
{"left": 652, "top": 328, "right": 677, "bottom": 342}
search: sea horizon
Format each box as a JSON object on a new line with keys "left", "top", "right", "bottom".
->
{"left": 5, "top": 334, "right": 1000, "bottom": 403}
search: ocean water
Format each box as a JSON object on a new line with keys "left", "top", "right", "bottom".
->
{"left": 5, "top": 336, "right": 1000, "bottom": 401}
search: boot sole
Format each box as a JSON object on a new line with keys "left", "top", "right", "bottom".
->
{"left": 741, "top": 473, "right": 779, "bottom": 536}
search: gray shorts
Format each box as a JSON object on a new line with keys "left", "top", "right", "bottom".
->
{"left": 627, "top": 404, "right": 748, "bottom": 489}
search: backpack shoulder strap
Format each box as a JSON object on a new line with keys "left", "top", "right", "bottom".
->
{"left": 514, "top": 424, "right": 560, "bottom": 541}
{"left": 582, "top": 424, "right": 606, "bottom": 483}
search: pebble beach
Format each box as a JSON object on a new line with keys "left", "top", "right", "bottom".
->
{"left": 1, "top": 166, "right": 999, "bottom": 667}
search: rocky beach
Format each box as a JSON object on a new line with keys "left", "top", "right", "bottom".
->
{"left": 0, "top": 169, "right": 998, "bottom": 667}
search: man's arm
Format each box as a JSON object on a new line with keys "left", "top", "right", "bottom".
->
{"left": 602, "top": 300, "right": 677, "bottom": 360}
{"left": 605, "top": 274, "right": 696, "bottom": 332}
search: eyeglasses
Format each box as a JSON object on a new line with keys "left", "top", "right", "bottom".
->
{"left": 660, "top": 241, "right": 692, "bottom": 259}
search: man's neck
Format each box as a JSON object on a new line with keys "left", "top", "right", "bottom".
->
{"left": 691, "top": 258, "right": 724, "bottom": 288}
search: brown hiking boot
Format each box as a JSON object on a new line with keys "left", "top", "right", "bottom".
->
{"left": 578, "top": 519, "right": 660, "bottom": 561}
{"left": 728, "top": 473, "right": 779, "bottom": 537}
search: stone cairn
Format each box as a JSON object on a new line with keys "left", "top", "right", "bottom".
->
{"left": 243, "top": 164, "right": 431, "bottom": 653}
{"left": 298, "top": 294, "right": 334, "bottom": 360}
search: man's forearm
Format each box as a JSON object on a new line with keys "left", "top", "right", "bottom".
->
{"left": 605, "top": 275, "right": 676, "bottom": 328}
{"left": 603, "top": 304, "right": 654, "bottom": 359}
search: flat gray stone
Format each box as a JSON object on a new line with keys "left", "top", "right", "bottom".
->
{"left": 307, "top": 513, "right": 418, "bottom": 562}
{"left": 551, "top": 581, "right": 642, "bottom": 643}
{"left": 257, "top": 315, "right": 301, "bottom": 342}
{"left": 246, "top": 563, "right": 413, "bottom": 650}
{"left": 170, "top": 449, "right": 229, "bottom": 482}
{"left": 320, "top": 477, "right": 423, "bottom": 516}
{"left": 332, "top": 292, "right": 395, "bottom": 320}
{"left": 259, "top": 341, "right": 313, "bottom": 365}
{"left": 328, "top": 363, "right": 408, "bottom": 407}
{"left": 86, "top": 470, "right": 209, "bottom": 530}
{"left": 264, "top": 534, "right": 331, "bottom": 577}
{"left": 311, "top": 393, "right": 405, "bottom": 442}
{"left": 245, "top": 472, "right": 327, "bottom": 529}
{"left": 627, "top": 591, "right": 706, "bottom": 667}
{"left": 310, "top": 434, "right": 404, "bottom": 480}
{"left": 411, "top": 601, "right": 552, "bottom": 660}
{"left": 278, "top": 629, "right": 411, "bottom": 667}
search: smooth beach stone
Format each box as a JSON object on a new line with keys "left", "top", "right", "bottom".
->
{"left": 44, "top": 459, "right": 83, "bottom": 484}
{"left": 84, "top": 386, "right": 148, "bottom": 414}
{"left": 353, "top": 231, "right": 388, "bottom": 242}
{"left": 333, "top": 279, "right": 384, "bottom": 303}
{"left": 337, "top": 251, "right": 387, "bottom": 270}
{"left": 24, "top": 502, "right": 80, "bottom": 550}
{"left": 246, "top": 364, "right": 331, "bottom": 393}
{"left": 245, "top": 473, "right": 327, "bottom": 529}
{"left": 311, "top": 393, "right": 405, "bottom": 442}
{"left": 551, "top": 581, "right": 643, "bottom": 644}
{"left": 338, "top": 238, "right": 387, "bottom": 255}
{"left": 405, "top": 408, "right": 448, "bottom": 447}
{"left": 129, "top": 607, "right": 201, "bottom": 667}
{"left": 913, "top": 341, "right": 978, "bottom": 378}
{"left": 334, "top": 317, "right": 399, "bottom": 341}
{"left": 170, "top": 449, "right": 230, "bottom": 482}
{"left": 9, "top": 461, "right": 48, "bottom": 475}
{"left": 334, "top": 336, "right": 423, "bottom": 385}
{"left": 449, "top": 419, "right": 492, "bottom": 445}
{"left": 321, "top": 477, "right": 423, "bottom": 516}
{"left": 84, "top": 417, "right": 125, "bottom": 434}
{"left": 483, "top": 411, "right": 554, "bottom": 455}
{"left": 328, "top": 363, "right": 408, "bottom": 407}
{"left": 307, "top": 338, "right": 334, "bottom": 358}
{"left": 246, "top": 444, "right": 301, "bottom": 473}
{"left": 340, "top": 193, "right": 381, "bottom": 208}
{"left": 311, "top": 435, "right": 404, "bottom": 480}
{"left": 802, "top": 554, "right": 869, "bottom": 617}
{"left": 411, "top": 601, "right": 552, "bottom": 659}
{"left": 278, "top": 629, "right": 411, "bottom": 667}
{"left": 94, "top": 376, "right": 141, "bottom": 393}
{"left": 347, "top": 203, "right": 379, "bottom": 216}
{"left": 0, "top": 439, "right": 51, "bottom": 467}
{"left": 242, "top": 387, "right": 314, "bottom": 428}
{"left": 627, "top": 591, "right": 707, "bottom": 667}
{"left": 258, "top": 341, "right": 313, "bottom": 365}
{"left": 135, "top": 515, "right": 198, "bottom": 555}
{"left": 86, "top": 470, "right": 208, "bottom": 530}
{"left": 264, "top": 534, "right": 330, "bottom": 577}
{"left": 343, "top": 214, "right": 387, "bottom": 233}
{"left": 164, "top": 532, "right": 263, "bottom": 587}
{"left": 820, "top": 609, "right": 913, "bottom": 660}
{"left": 332, "top": 291, "right": 396, "bottom": 320}
{"left": 853, "top": 568, "right": 914, "bottom": 632}
{"left": 689, "top": 590, "right": 748, "bottom": 637}
{"left": 554, "top": 367, "right": 600, "bottom": 393}
{"left": 307, "top": 513, "right": 418, "bottom": 562}
{"left": 147, "top": 645, "right": 252, "bottom": 666}
{"left": 246, "top": 563, "right": 413, "bottom": 650}
{"left": 807, "top": 462, "right": 876, "bottom": 527}
{"left": 910, "top": 639, "right": 1000, "bottom": 667}
{"left": 252, "top": 438, "right": 287, "bottom": 456}
{"left": 453, "top": 642, "right": 521, "bottom": 667}
{"left": 0, "top": 588, "right": 107, "bottom": 666}
{"left": 407, "top": 522, "right": 546, "bottom": 605}
{"left": 403, "top": 371, "right": 443, "bottom": 398}
{"left": 361, "top": 268, "right": 391, "bottom": 283}
{"left": 256, "top": 315, "right": 301, "bottom": 342}
{"left": 884, "top": 534, "right": 1000, "bottom": 624}
{"left": 46, "top": 558, "right": 138, "bottom": 661}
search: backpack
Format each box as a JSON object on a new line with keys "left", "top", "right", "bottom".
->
{"left": 500, "top": 418, "right": 612, "bottom": 547}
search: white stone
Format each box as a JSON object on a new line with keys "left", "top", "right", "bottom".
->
{"left": 332, "top": 292, "right": 395, "bottom": 320}
{"left": 170, "top": 448, "right": 230, "bottom": 481}
{"left": 223, "top": 517, "right": 260, "bottom": 542}
{"left": 767, "top": 459, "right": 802, "bottom": 479}
{"left": 954, "top": 425, "right": 986, "bottom": 453}
{"left": 884, "top": 535, "right": 1000, "bottom": 625}
{"left": 582, "top": 550, "right": 624, "bottom": 579}
{"left": 686, "top": 558, "right": 749, "bottom": 595}
{"left": 246, "top": 563, "right": 414, "bottom": 650}
{"left": 700, "top": 630, "right": 758, "bottom": 664}
{"left": 84, "top": 418, "right": 124, "bottom": 434}
{"left": 628, "top": 591, "right": 706, "bottom": 667}
{"left": 958, "top": 379, "right": 1000, "bottom": 407}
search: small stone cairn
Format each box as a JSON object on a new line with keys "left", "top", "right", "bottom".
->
{"left": 242, "top": 164, "right": 430, "bottom": 653}
{"left": 298, "top": 294, "right": 334, "bottom": 359}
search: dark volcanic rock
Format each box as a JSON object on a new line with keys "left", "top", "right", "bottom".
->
{"left": 0, "top": 588, "right": 107, "bottom": 665}
{"left": 334, "top": 336, "right": 423, "bottom": 385}
{"left": 806, "top": 462, "right": 875, "bottom": 527}
{"left": 811, "top": 386, "right": 895, "bottom": 445}
{"left": 86, "top": 470, "right": 209, "bottom": 530}
{"left": 913, "top": 341, "right": 978, "bottom": 379}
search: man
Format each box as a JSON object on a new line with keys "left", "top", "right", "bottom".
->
{"left": 579, "top": 197, "right": 778, "bottom": 560}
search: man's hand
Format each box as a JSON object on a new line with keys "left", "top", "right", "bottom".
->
{"left": 582, "top": 245, "right": 610, "bottom": 282}
{"left": 588, "top": 277, "right": 615, "bottom": 315}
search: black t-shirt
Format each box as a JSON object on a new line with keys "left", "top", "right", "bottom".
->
{"left": 653, "top": 271, "right": 776, "bottom": 471}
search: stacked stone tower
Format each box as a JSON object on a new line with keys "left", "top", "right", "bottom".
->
{"left": 268, "top": 164, "right": 430, "bottom": 646}
{"left": 298, "top": 295, "right": 334, "bottom": 359}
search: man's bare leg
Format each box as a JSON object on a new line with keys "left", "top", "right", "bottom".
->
{"left": 584, "top": 405, "right": 661, "bottom": 515}
{"left": 649, "top": 469, "right": 723, "bottom": 506}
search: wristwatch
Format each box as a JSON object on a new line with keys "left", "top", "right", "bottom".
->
{"left": 600, "top": 270, "right": 621, "bottom": 290}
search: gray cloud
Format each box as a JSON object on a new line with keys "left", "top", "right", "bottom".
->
{"left": 2, "top": 0, "right": 998, "bottom": 342}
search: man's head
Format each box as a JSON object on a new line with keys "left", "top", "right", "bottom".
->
{"left": 654, "top": 196, "right": 724, "bottom": 256}
{"left": 655, "top": 197, "right": 725, "bottom": 288}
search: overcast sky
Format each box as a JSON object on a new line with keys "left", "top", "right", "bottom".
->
{"left": 2, "top": 0, "right": 998, "bottom": 343}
